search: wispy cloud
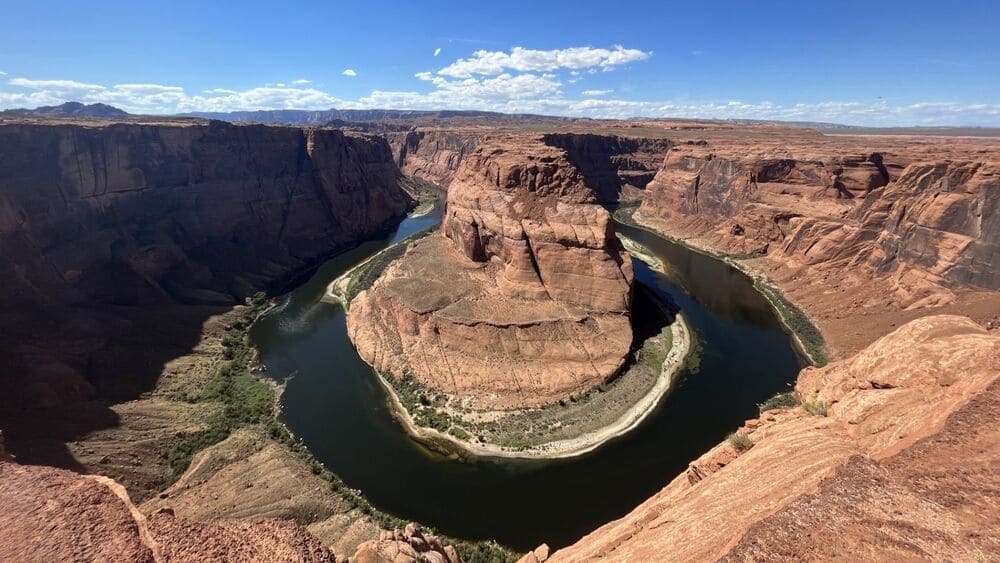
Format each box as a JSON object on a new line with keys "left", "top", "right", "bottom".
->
{"left": 292, "top": 78, "right": 311, "bottom": 84}
{"left": 342, "top": 68, "right": 357, "bottom": 77}
{"left": 436, "top": 36, "right": 504, "bottom": 46}
{"left": 921, "top": 58, "right": 973, "bottom": 68}
{"left": 582, "top": 89, "right": 612, "bottom": 96}
{"left": 433, "top": 47, "right": 441, "bottom": 57}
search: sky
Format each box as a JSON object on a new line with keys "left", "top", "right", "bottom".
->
{"left": 1, "top": 0, "right": 998, "bottom": 126}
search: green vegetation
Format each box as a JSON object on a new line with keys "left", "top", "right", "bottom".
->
{"left": 752, "top": 280, "right": 828, "bottom": 367}
{"left": 344, "top": 227, "right": 435, "bottom": 303}
{"left": 612, "top": 203, "right": 828, "bottom": 367}
{"left": 264, "top": 419, "right": 517, "bottom": 563}
{"left": 758, "top": 391, "right": 799, "bottom": 414}
{"left": 166, "top": 289, "right": 518, "bottom": 562}
{"left": 727, "top": 431, "right": 755, "bottom": 452}
{"left": 639, "top": 325, "right": 673, "bottom": 369}
{"left": 802, "top": 401, "right": 829, "bottom": 417}
{"left": 168, "top": 292, "right": 275, "bottom": 479}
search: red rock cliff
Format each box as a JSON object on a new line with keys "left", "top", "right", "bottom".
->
{"left": 0, "top": 119, "right": 413, "bottom": 307}
{"left": 348, "top": 136, "right": 634, "bottom": 410}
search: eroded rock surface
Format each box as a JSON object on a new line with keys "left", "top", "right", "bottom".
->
{"left": 391, "top": 129, "right": 485, "bottom": 186}
{"left": 0, "top": 460, "right": 340, "bottom": 562}
{"left": 0, "top": 117, "right": 412, "bottom": 414}
{"left": 349, "top": 136, "right": 634, "bottom": 409}
{"left": 548, "top": 315, "right": 1000, "bottom": 562}
{"left": 639, "top": 136, "right": 999, "bottom": 305}
{"left": 0, "top": 119, "right": 411, "bottom": 307}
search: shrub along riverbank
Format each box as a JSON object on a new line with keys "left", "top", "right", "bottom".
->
{"left": 612, "top": 204, "right": 828, "bottom": 366}
{"left": 166, "top": 291, "right": 518, "bottom": 562}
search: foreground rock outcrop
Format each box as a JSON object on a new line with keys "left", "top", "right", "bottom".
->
{"left": 547, "top": 315, "right": 999, "bottom": 561}
{"left": 0, "top": 458, "right": 465, "bottom": 562}
{"left": 0, "top": 460, "right": 340, "bottom": 562}
{"left": 349, "top": 136, "right": 634, "bottom": 409}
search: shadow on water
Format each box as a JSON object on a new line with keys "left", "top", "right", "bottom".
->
{"left": 250, "top": 202, "right": 804, "bottom": 551}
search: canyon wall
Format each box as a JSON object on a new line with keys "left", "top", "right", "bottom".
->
{"left": 390, "top": 129, "right": 484, "bottom": 186}
{"left": 542, "top": 133, "right": 671, "bottom": 202}
{"left": 390, "top": 129, "right": 671, "bottom": 201}
{"left": 547, "top": 314, "right": 1000, "bottom": 562}
{"left": 0, "top": 119, "right": 412, "bottom": 307}
{"left": 777, "top": 161, "right": 999, "bottom": 305}
{"left": 638, "top": 140, "right": 999, "bottom": 308}
{"left": 349, "top": 136, "right": 634, "bottom": 409}
{"left": 0, "top": 118, "right": 412, "bottom": 413}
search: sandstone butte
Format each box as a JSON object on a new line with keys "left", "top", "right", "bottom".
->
{"left": 1, "top": 114, "right": 1000, "bottom": 562}
{"left": 348, "top": 136, "right": 636, "bottom": 410}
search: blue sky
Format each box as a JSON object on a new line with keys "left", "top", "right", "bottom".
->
{"left": 1, "top": 0, "right": 998, "bottom": 125}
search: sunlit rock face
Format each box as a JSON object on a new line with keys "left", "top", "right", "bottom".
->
{"left": 349, "top": 135, "right": 634, "bottom": 410}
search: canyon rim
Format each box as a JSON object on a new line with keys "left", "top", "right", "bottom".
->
{"left": 2, "top": 3, "right": 1000, "bottom": 562}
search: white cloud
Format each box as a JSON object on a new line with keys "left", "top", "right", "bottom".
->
{"left": 433, "top": 47, "right": 441, "bottom": 57}
{"left": 342, "top": 68, "right": 357, "bottom": 77}
{"left": 3, "top": 73, "right": 1000, "bottom": 126}
{"left": 437, "top": 45, "right": 650, "bottom": 77}
{"left": 0, "top": 71, "right": 6, "bottom": 75}
{"left": 292, "top": 79, "right": 311, "bottom": 84}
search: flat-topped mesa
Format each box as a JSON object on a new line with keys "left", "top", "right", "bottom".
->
{"left": 348, "top": 136, "right": 634, "bottom": 411}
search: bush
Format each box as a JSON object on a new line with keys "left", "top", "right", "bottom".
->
{"left": 759, "top": 391, "right": 799, "bottom": 414}
{"left": 802, "top": 401, "right": 829, "bottom": 417}
{"left": 727, "top": 432, "right": 755, "bottom": 452}
{"left": 167, "top": 296, "right": 275, "bottom": 480}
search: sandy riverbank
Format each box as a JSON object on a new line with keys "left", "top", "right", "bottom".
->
{"left": 373, "top": 313, "right": 691, "bottom": 460}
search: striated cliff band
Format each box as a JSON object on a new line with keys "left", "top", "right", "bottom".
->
{"left": 348, "top": 135, "right": 636, "bottom": 411}
{"left": 0, "top": 117, "right": 412, "bottom": 412}
{"left": 632, "top": 128, "right": 1000, "bottom": 356}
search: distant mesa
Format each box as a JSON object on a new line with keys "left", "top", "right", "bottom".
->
{"left": 3, "top": 101, "right": 130, "bottom": 119}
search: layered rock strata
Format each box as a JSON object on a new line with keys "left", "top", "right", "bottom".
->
{"left": 542, "top": 133, "right": 672, "bottom": 201}
{"left": 548, "top": 315, "right": 1000, "bottom": 561}
{"left": 349, "top": 137, "right": 634, "bottom": 410}
{"left": 0, "top": 118, "right": 412, "bottom": 413}
{"left": 638, "top": 139, "right": 999, "bottom": 306}
{"left": 0, "top": 119, "right": 412, "bottom": 307}
{"left": 390, "top": 129, "right": 484, "bottom": 186}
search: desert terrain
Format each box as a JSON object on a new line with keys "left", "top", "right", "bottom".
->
{"left": 0, "top": 107, "right": 997, "bottom": 562}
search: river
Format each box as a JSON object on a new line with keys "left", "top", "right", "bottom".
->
{"left": 249, "top": 199, "right": 804, "bottom": 551}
